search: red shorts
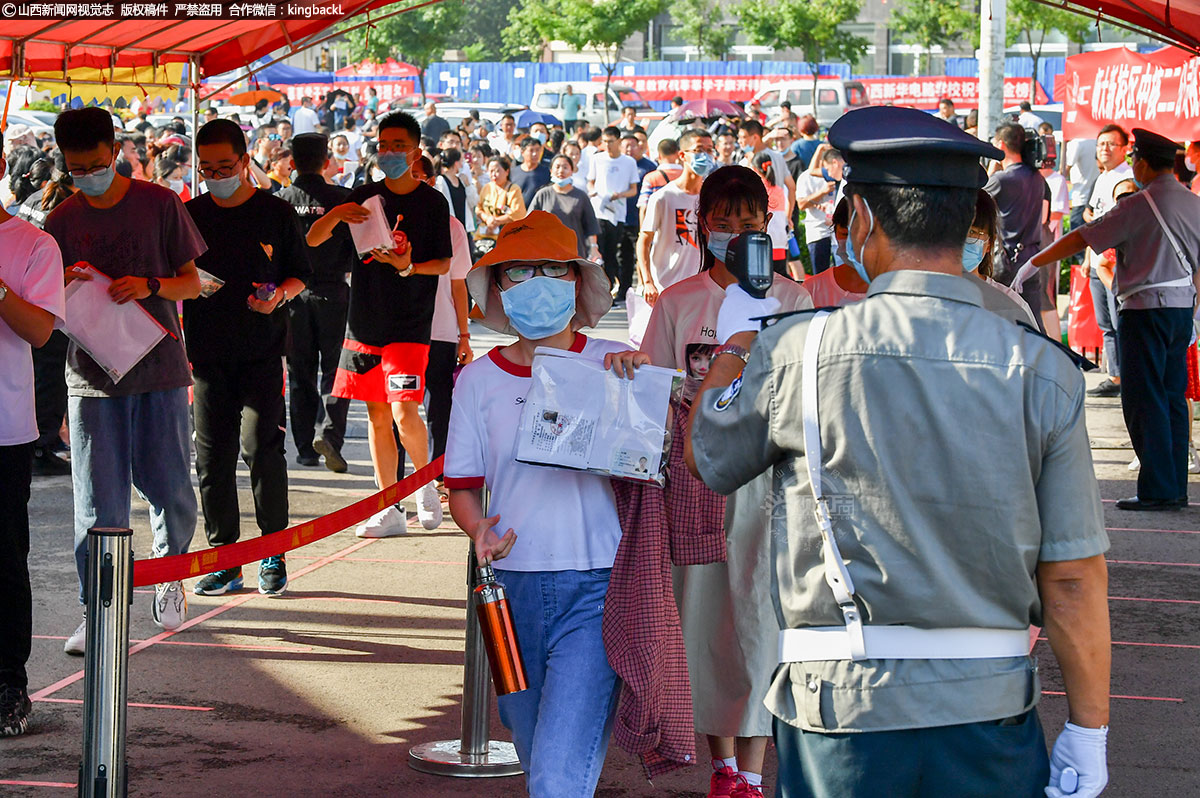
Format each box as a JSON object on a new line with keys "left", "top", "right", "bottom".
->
{"left": 333, "top": 340, "right": 430, "bottom": 404}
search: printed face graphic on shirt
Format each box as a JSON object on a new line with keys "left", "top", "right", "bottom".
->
{"left": 675, "top": 207, "right": 699, "bottom": 249}
{"left": 686, "top": 342, "right": 716, "bottom": 379}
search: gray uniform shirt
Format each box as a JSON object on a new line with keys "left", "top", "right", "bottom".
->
{"left": 690, "top": 270, "right": 1108, "bottom": 733}
{"left": 1080, "top": 174, "right": 1200, "bottom": 311}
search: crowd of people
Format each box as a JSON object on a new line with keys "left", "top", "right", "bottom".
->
{"left": 3, "top": 85, "right": 1199, "bottom": 798}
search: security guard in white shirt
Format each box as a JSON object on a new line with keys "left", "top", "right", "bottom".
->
{"left": 685, "top": 106, "right": 1113, "bottom": 798}
{"left": 1028, "top": 127, "right": 1200, "bottom": 511}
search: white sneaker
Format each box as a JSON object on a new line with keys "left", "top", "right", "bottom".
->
{"left": 355, "top": 505, "right": 408, "bottom": 538}
{"left": 152, "top": 581, "right": 187, "bottom": 631}
{"left": 1128, "top": 455, "right": 1141, "bottom": 471}
{"left": 416, "top": 481, "right": 443, "bottom": 530}
{"left": 1190, "top": 443, "right": 1200, "bottom": 474}
{"left": 64, "top": 616, "right": 86, "bottom": 656}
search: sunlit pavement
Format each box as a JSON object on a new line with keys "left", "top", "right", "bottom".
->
{"left": 3, "top": 308, "right": 1196, "bottom": 796}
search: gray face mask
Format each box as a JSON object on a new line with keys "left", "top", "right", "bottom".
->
{"left": 74, "top": 164, "right": 116, "bottom": 197}
{"left": 205, "top": 174, "right": 241, "bottom": 199}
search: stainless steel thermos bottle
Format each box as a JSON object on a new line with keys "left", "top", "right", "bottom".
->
{"left": 473, "top": 564, "right": 528, "bottom": 696}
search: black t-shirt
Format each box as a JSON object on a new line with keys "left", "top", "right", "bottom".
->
{"left": 512, "top": 163, "right": 551, "bottom": 207}
{"left": 16, "top": 187, "right": 49, "bottom": 229}
{"left": 276, "top": 174, "right": 356, "bottom": 293}
{"left": 183, "top": 189, "right": 313, "bottom": 363}
{"left": 444, "top": 177, "right": 467, "bottom": 227}
{"left": 344, "top": 180, "right": 453, "bottom": 347}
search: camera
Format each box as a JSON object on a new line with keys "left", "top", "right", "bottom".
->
{"left": 1021, "top": 128, "right": 1056, "bottom": 169}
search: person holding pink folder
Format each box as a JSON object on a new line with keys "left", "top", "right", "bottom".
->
{"left": 43, "top": 107, "right": 207, "bottom": 656}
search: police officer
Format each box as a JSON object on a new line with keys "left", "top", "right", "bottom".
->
{"left": 1025, "top": 128, "right": 1200, "bottom": 511}
{"left": 277, "top": 133, "right": 354, "bottom": 472}
{"left": 684, "top": 106, "right": 1112, "bottom": 797}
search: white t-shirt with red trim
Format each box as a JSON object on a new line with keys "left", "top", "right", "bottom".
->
{"left": 444, "top": 333, "right": 627, "bottom": 572}
{"left": 430, "top": 217, "right": 473, "bottom": 344}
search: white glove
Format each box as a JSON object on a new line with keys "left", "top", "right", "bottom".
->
{"left": 1045, "top": 723, "right": 1108, "bottom": 798}
{"left": 1013, "top": 258, "right": 1042, "bottom": 290}
{"left": 716, "top": 284, "right": 780, "bottom": 344}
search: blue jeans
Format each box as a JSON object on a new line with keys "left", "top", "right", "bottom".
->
{"left": 808, "top": 236, "right": 832, "bottom": 275}
{"left": 1090, "top": 272, "right": 1120, "bottom": 377}
{"left": 70, "top": 388, "right": 196, "bottom": 600}
{"left": 495, "top": 568, "right": 620, "bottom": 798}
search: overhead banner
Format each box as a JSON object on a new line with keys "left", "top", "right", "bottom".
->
{"left": 857, "top": 77, "right": 1049, "bottom": 109}
{"left": 1061, "top": 46, "right": 1200, "bottom": 142}
{"left": 590, "top": 73, "right": 798, "bottom": 101}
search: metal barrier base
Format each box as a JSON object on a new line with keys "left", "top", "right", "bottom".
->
{"left": 408, "top": 740, "right": 522, "bottom": 778}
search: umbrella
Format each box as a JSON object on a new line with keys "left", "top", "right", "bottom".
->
{"left": 321, "top": 89, "right": 356, "bottom": 111}
{"left": 515, "top": 109, "right": 563, "bottom": 128}
{"left": 669, "top": 99, "right": 745, "bottom": 122}
{"left": 228, "top": 88, "right": 284, "bottom": 106}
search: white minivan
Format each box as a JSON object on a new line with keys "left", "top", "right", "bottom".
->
{"left": 530, "top": 81, "right": 662, "bottom": 127}
{"left": 752, "top": 79, "right": 870, "bottom": 129}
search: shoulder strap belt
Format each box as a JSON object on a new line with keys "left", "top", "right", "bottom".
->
{"left": 790, "top": 310, "right": 1031, "bottom": 665}
{"left": 1118, "top": 191, "right": 1195, "bottom": 303}
{"left": 801, "top": 311, "right": 866, "bottom": 660}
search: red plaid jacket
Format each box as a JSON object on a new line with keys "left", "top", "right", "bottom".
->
{"left": 603, "top": 405, "right": 727, "bottom": 779}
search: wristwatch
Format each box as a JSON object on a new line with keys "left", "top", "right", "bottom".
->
{"left": 713, "top": 343, "right": 751, "bottom": 364}
{"left": 397, "top": 264, "right": 415, "bottom": 278}
{"left": 0, "top": 280, "right": 8, "bottom": 302}
{"left": 146, "top": 276, "right": 161, "bottom": 297}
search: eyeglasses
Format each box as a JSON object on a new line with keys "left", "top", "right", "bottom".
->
{"left": 502, "top": 264, "right": 571, "bottom": 283}
{"left": 198, "top": 163, "right": 240, "bottom": 179}
{"left": 265, "top": 133, "right": 282, "bottom": 141}
{"left": 67, "top": 160, "right": 113, "bottom": 178}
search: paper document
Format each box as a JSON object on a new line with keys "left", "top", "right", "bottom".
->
{"left": 349, "top": 194, "right": 394, "bottom": 255}
{"left": 515, "top": 348, "right": 682, "bottom": 486}
{"left": 63, "top": 265, "right": 168, "bottom": 384}
{"left": 625, "top": 290, "right": 652, "bottom": 348}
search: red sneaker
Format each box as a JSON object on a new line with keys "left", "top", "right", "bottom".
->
{"left": 730, "top": 777, "right": 765, "bottom": 798}
{"left": 708, "top": 765, "right": 740, "bottom": 798}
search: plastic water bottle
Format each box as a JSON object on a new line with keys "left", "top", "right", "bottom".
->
{"left": 254, "top": 282, "right": 277, "bottom": 301}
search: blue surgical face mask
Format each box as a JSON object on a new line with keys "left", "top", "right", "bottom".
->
{"left": 377, "top": 151, "right": 412, "bottom": 180}
{"left": 1132, "top": 177, "right": 1145, "bottom": 189}
{"left": 533, "top": 131, "right": 547, "bottom": 144}
{"left": 846, "top": 200, "right": 875, "bottom": 284}
{"left": 74, "top": 164, "right": 116, "bottom": 197}
{"left": 205, "top": 174, "right": 241, "bottom": 200}
{"left": 741, "top": 144, "right": 755, "bottom": 155}
{"left": 832, "top": 239, "right": 849, "bottom": 268}
{"left": 552, "top": 176, "right": 573, "bottom": 187}
{"left": 689, "top": 151, "right": 716, "bottom": 177}
{"left": 501, "top": 275, "right": 577, "bottom": 339}
{"left": 962, "top": 237, "right": 986, "bottom": 272}
{"left": 706, "top": 230, "right": 736, "bottom": 264}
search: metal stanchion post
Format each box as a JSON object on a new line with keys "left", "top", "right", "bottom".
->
{"left": 409, "top": 490, "right": 522, "bottom": 778}
{"left": 79, "top": 527, "right": 133, "bottom": 798}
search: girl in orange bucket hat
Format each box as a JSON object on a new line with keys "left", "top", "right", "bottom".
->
{"left": 445, "top": 210, "right": 649, "bottom": 796}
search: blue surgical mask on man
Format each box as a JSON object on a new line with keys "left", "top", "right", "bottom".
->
{"left": 533, "top": 131, "right": 548, "bottom": 144}
{"left": 501, "top": 276, "right": 577, "bottom": 339}
{"left": 846, "top": 199, "right": 875, "bottom": 284}
{"left": 706, "top": 230, "right": 736, "bottom": 264}
{"left": 962, "top": 237, "right": 987, "bottom": 272}
{"left": 689, "top": 152, "right": 716, "bottom": 177}
{"left": 377, "top": 151, "right": 412, "bottom": 180}
{"left": 73, "top": 164, "right": 116, "bottom": 197}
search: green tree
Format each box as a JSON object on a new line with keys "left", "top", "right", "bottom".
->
{"left": 733, "top": 0, "right": 869, "bottom": 117}
{"left": 340, "top": 1, "right": 466, "bottom": 101}
{"left": 1008, "top": 0, "right": 1092, "bottom": 99}
{"left": 504, "top": 0, "right": 669, "bottom": 121}
{"left": 889, "top": 0, "right": 974, "bottom": 76}
{"left": 673, "top": 0, "right": 735, "bottom": 59}
{"left": 460, "top": 0, "right": 524, "bottom": 61}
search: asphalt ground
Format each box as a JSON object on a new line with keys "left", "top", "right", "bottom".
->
{"left": 2, "top": 309, "right": 1196, "bottom": 797}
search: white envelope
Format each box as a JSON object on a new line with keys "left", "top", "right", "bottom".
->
{"left": 349, "top": 194, "right": 395, "bottom": 255}
{"left": 63, "top": 265, "right": 168, "bottom": 384}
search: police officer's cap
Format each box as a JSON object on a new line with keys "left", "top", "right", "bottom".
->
{"left": 1132, "top": 128, "right": 1182, "bottom": 163}
{"left": 290, "top": 132, "right": 329, "bottom": 161}
{"left": 828, "top": 106, "right": 1003, "bottom": 189}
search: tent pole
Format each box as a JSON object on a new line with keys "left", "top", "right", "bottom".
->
{"left": 190, "top": 55, "right": 199, "bottom": 194}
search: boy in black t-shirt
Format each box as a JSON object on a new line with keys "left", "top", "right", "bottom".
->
{"left": 185, "top": 119, "right": 312, "bottom": 597}
{"left": 308, "top": 111, "right": 453, "bottom": 538}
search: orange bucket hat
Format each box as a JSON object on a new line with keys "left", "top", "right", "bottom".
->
{"left": 466, "top": 210, "right": 613, "bottom": 337}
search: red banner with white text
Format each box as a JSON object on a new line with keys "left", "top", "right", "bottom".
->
{"left": 857, "top": 77, "right": 1049, "bottom": 109}
{"left": 1060, "top": 46, "right": 1200, "bottom": 142}
{"left": 281, "top": 80, "right": 416, "bottom": 105}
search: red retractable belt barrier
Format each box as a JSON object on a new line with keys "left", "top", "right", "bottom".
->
{"left": 132, "top": 458, "right": 445, "bottom": 587}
